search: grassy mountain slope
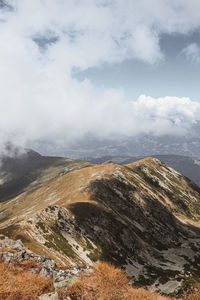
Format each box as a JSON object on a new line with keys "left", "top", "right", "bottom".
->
{"left": 1, "top": 157, "right": 200, "bottom": 295}
{"left": 0, "top": 149, "right": 90, "bottom": 202}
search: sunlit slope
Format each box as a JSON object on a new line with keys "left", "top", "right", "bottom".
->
{"left": 0, "top": 164, "right": 115, "bottom": 227}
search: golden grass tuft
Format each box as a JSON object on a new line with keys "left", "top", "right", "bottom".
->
{"left": 0, "top": 260, "right": 53, "bottom": 299}
{"left": 185, "top": 287, "right": 200, "bottom": 300}
{"left": 59, "top": 261, "right": 174, "bottom": 300}
{"left": 124, "top": 288, "right": 175, "bottom": 300}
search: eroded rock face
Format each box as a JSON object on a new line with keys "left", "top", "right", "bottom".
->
{"left": 0, "top": 234, "right": 57, "bottom": 277}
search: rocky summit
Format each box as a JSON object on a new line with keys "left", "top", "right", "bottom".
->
{"left": 1, "top": 153, "right": 200, "bottom": 296}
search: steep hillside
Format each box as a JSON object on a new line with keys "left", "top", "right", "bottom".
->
{"left": 1, "top": 158, "right": 200, "bottom": 295}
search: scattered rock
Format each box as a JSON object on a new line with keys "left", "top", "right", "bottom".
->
{"left": 0, "top": 252, "right": 14, "bottom": 264}
{"left": 40, "top": 267, "right": 51, "bottom": 278}
{"left": 39, "top": 292, "right": 58, "bottom": 300}
{"left": 13, "top": 239, "right": 25, "bottom": 250}
{"left": 0, "top": 235, "right": 92, "bottom": 296}
{"left": 53, "top": 267, "right": 90, "bottom": 290}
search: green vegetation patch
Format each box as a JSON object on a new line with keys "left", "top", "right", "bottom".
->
{"left": 0, "top": 224, "right": 19, "bottom": 239}
{"left": 87, "top": 247, "right": 102, "bottom": 262}
{"left": 45, "top": 226, "right": 76, "bottom": 259}
{"left": 85, "top": 239, "right": 94, "bottom": 250}
{"left": 15, "top": 234, "right": 31, "bottom": 245}
{"left": 36, "top": 221, "right": 49, "bottom": 233}
{"left": 0, "top": 212, "right": 12, "bottom": 224}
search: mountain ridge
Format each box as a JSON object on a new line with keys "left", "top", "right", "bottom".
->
{"left": 87, "top": 154, "right": 200, "bottom": 187}
{"left": 1, "top": 155, "right": 200, "bottom": 295}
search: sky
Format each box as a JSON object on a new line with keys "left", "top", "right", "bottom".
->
{"left": 0, "top": 0, "right": 200, "bottom": 155}
{"left": 75, "top": 32, "right": 200, "bottom": 101}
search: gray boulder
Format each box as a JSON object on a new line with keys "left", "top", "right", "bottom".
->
{"left": 13, "top": 239, "right": 25, "bottom": 250}
{"left": 39, "top": 292, "right": 58, "bottom": 300}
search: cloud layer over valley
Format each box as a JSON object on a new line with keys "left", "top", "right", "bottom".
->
{"left": 0, "top": 0, "right": 200, "bottom": 154}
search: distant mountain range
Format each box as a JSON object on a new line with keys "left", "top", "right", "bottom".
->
{"left": 27, "top": 123, "right": 200, "bottom": 160}
{"left": 36, "top": 128, "right": 200, "bottom": 161}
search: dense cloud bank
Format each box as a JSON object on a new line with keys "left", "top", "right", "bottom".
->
{"left": 0, "top": 0, "right": 200, "bottom": 153}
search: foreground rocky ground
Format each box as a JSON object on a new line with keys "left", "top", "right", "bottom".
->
{"left": 1, "top": 235, "right": 200, "bottom": 300}
{"left": 0, "top": 235, "right": 174, "bottom": 299}
{"left": 0, "top": 234, "right": 91, "bottom": 299}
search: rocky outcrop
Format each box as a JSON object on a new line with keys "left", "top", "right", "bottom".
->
{"left": 0, "top": 234, "right": 91, "bottom": 297}
{"left": 0, "top": 234, "right": 56, "bottom": 277}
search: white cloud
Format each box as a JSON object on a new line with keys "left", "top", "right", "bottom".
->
{"left": 182, "top": 43, "right": 200, "bottom": 63}
{"left": 0, "top": 0, "right": 200, "bottom": 152}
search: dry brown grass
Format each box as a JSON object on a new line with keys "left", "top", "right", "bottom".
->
{"left": 12, "top": 259, "right": 43, "bottom": 273}
{"left": 0, "top": 260, "right": 53, "bottom": 299}
{"left": 0, "top": 247, "right": 15, "bottom": 253}
{"left": 59, "top": 262, "right": 174, "bottom": 300}
{"left": 124, "top": 288, "right": 175, "bottom": 300}
{"left": 184, "top": 286, "right": 200, "bottom": 300}
{"left": 1, "top": 259, "right": 199, "bottom": 300}
{"left": 186, "top": 294, "right": 200, "bottom": 300}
